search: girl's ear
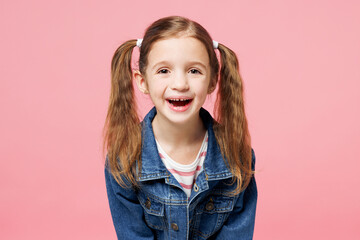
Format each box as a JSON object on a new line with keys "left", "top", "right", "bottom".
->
{"left": 134, "top": 70, "right": 149, "bottom": 94}
{"left": 208, "top": 77, "right": 217, "bottom": 94}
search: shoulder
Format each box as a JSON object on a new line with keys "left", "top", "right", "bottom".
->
{"left": 104, "top": 154, "right": 137, "bottom": 197}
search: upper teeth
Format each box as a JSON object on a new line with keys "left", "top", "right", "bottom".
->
{"left": 169, "top": 99, "right": 188, "bottom": 101}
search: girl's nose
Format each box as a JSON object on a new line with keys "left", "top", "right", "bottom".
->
{"left": 171, "top": 72, "right": 189, "bottom": 91}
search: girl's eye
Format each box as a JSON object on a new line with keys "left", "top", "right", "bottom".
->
{"left": 158, "top": 69, "right": 169, "bottom": 74}
{"left": 189, "top": 69, "right": 201, "bottom": 74}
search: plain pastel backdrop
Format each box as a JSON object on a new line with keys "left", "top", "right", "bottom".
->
{"left": 1, "top": 0, "right": 359, "bottom": 239}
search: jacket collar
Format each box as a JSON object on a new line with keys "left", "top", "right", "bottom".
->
{"left": 138, "top": 107, "right": 232, "bottom": 181}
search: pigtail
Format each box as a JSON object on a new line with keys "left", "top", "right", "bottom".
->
{"left": 103, "top": 39, "right": 141, "bottom": 188}
{"left": 214, "top": 43, "right": 254, "bottom": 194}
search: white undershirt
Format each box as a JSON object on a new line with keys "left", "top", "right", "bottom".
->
{"left": 155, "top": 131, "right": 208, "bottom": 198}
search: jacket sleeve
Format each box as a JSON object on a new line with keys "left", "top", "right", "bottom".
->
{"left": 104, "top": 160, "right": 155, "bottom": 239}
{"left": 213, "top": 148, "right": 258, "bottom": 240}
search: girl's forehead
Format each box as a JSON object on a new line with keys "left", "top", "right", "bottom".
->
{"left": 147, "top": 37, "right": 209, "bottom": 64}
{"left": 150, "top": 36, "right": 204, "bottom": 49}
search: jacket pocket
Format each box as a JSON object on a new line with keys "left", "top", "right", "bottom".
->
{"left": 138, "top": 192, "right": 167, "bottom": 231}
{"left": 193, "top": 194, "right": 236, "bottom": 238}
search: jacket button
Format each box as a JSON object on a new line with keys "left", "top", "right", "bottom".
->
{"left": 193, "top": 183, "right": 199, "bottom": 192}
{"left": 145, "top": 199, "right": 151, "bottom": 209}
{"left": 171, "top": 223, "right": 179, "bottom": 231}
{"left": 205, "top": 201, "right": 215, "bottom": 211}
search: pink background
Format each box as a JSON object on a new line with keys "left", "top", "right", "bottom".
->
{"left": 1, "top": 0, "right": 359, "bottom": 239}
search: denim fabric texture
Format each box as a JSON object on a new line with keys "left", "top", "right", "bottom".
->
{"left": 105, "top": 107, "right": 258, "bottom": 239}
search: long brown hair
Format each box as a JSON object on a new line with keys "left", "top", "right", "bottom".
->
{"left": 103, "top": 16, "right": 254, "bottom": 194}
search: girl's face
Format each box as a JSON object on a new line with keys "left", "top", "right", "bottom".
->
{"left": 135, "top": 37, "right": 213, "bottom": 126}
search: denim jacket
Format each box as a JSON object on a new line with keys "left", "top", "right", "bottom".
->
{"left": 105, "top": 107, "right": 257, "bottom": 239}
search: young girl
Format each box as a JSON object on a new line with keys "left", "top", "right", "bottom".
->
{"left": 103, "top": 16, "right": 257, "bottom": 239}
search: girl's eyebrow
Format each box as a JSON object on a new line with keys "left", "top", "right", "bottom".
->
{"left": 187, "top": 61, "right": 207, "bottom": 69}
{"left": 151, "top": 61, "right": 171, "bottom": 71}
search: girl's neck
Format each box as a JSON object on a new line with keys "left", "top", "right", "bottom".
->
{"left": 151, "top": 113, "right": 206, "bottom": 147}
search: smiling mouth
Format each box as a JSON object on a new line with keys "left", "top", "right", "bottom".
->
{"left": 167, "top": 98, "right": 193, "bottom": 107}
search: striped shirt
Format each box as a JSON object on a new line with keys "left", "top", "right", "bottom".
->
{"left": 155, "top": 131, "right": 208, "bottom": 198}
